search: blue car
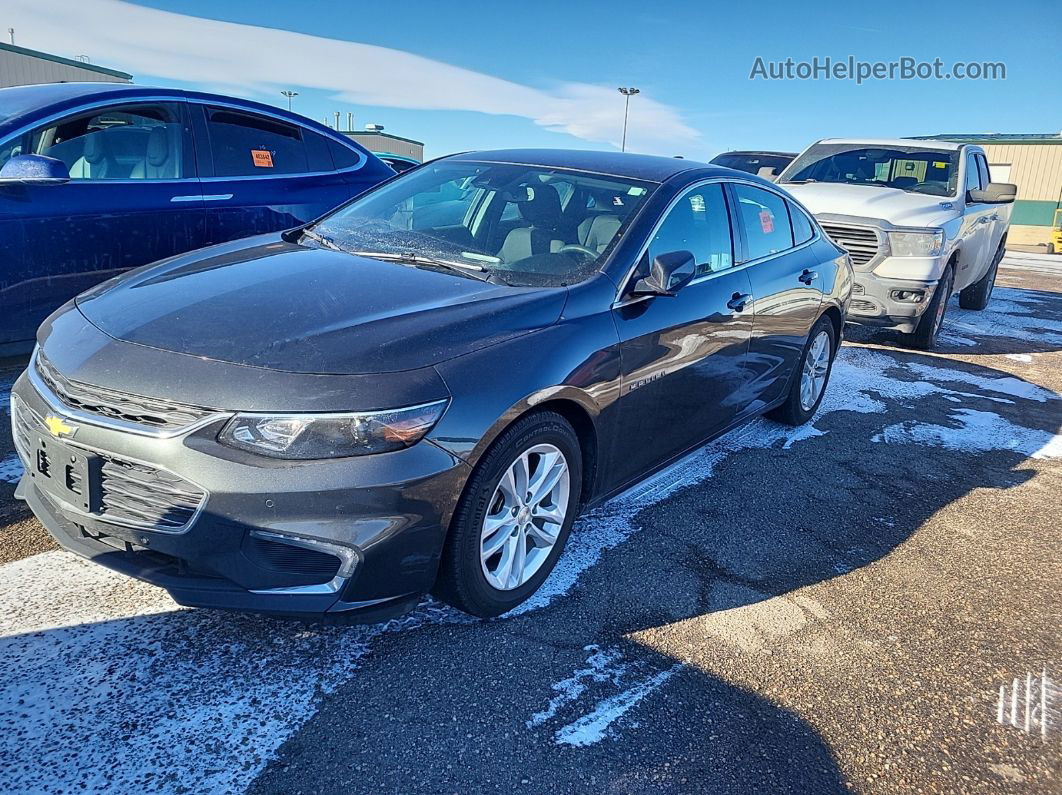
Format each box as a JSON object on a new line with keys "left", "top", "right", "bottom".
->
{"left": 0, "top": 83, "right": 395, "bottom": 354}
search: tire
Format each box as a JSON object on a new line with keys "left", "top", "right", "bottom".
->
{"left": 907, "top": 263, "right": 953, "bottom": 350}
{"left": 767, "top": 315, "right": 837, "bottom": 427}
{"left": 433, "top": 411, "right": 583, "bottom": 617}
{"left": 959, "top": 246, "right": 1001, "bottom": 310}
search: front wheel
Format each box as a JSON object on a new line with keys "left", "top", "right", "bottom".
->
{"left": 907, "top": 264, "right": 953, "bottom": 350}
{"left": 959, "top": 247, "right": 1001, "bottom": 310}
{"left": 433, "top": 411, "right": 582, "bottom": 617}
{"left": 768, "top": 315, "right": 837, "bottom": 426}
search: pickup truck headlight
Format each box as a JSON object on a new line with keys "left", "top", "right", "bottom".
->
{"left": 888, "top": 230, "right": 945, "bottom": 258}
{"left": 218, "top": 400, "right": 448, "bottom": 459}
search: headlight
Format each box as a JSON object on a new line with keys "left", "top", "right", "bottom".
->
{"left": 217, "top": 400, "right": 448, "bottom": 459}
{"left": 888, "top": 230, "right": 944, "bottom": 258}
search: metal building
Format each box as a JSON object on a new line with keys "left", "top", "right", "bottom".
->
{"left": 912, "top": 132, "right": 1062, "bottom": 248}
{"left": 342, "top": 128, "right": 424, "bottom": 163}
{"left": 0, "top": 42, "right": 132, "bottom": 89}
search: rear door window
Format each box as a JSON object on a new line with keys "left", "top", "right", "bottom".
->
{"left": 732, "top": 184, "right": 793, "bottom": 261}
{"left": 206, "top": 108, "right": 308, "bottom": 176}
{"left": 788, "top": 201, "right": 815, "bottom": 245}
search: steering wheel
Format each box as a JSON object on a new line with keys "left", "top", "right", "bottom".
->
{"left": 555, "top": 244, "right": 598, "bottom": 261}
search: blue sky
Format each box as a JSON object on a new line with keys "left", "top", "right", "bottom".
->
{"left": 8, "top": 0, "right": 1060, "bottom": 159}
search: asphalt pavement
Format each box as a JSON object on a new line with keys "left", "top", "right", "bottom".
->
{"left": 0, "top": 253, "right": 1059, "bottom": 794}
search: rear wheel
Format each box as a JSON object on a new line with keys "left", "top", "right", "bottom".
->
{"left": 433, "top": 411, "right": 582, "bottom": 617}
{"left": 907, "top": 264, "right": 953, "bottom": 349}
{"left": 768, "top": 315, "right": 836, "bottom": 426}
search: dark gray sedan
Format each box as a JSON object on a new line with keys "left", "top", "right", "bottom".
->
{"left": 12, "top": 149, "right": 851, "bottom": 620}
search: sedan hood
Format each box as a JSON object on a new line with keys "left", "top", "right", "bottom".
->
{"left": 784, "top": 182, "right": 961, "bottom": 228}
{"left": 76, "top": 235, "right": 566, "bottom": 375}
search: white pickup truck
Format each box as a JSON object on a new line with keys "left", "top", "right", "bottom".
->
{"left": 777, "top": 139, "right": 1015, "bottom": 348}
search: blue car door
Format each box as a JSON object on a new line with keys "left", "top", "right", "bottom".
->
{"left": 0, "top": 100, "right": 204, "bottom": 350}
{"left": 191, "top": 104, "right": 383, "bottom": 244}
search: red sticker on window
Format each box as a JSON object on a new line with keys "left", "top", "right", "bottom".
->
{"left": 251, "top": 149, "right": 274, "bottom": 168}
{"left": 759, "top": 209, "right": 774, "bottom": 234}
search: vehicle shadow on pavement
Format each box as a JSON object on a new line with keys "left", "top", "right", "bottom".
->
{"left": 242, "top": 350, "right": 1058, "bottom": 793}
{"left": 0, "top": 350, "right": 1058, "bottom": 793}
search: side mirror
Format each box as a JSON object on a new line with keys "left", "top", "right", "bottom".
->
{"left": 967, "top": 182, "right": 1016, "bottom": 204}
{"left": 0, "top": 154, "right": 70, "bottom": 185}
{"left": 631, "top": 250, "right": 696, "bottom": 297}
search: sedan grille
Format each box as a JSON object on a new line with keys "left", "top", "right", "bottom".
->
{"left": 820, "top": 224, "right": 880, "bottom": 266}
{"left": 97, "top": 455, "right": 205, "bottom": 531}
{"left": 35, "top": 352, "right": 216, "bottom": 431}
{"left": 12, "top": 395, "right": 206, "bottom": 532}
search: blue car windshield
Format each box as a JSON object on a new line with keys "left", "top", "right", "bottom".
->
{"left": 311, "top": 160, "right": 657, "bottom": 287}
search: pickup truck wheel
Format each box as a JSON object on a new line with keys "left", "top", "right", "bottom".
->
{"left": 768, "top": 315, "right": 836, "bottom": 426}
{"left": 959, "top": 246, "right": 1002, "bottom": 310}
{"left": 907, "top": 264, "right": 953, "bottom": 350}
{"left": 433, "top": 411, "right": 582, "bottom": 618}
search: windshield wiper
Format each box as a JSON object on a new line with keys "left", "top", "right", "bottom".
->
{"left": 300, "top": 228, "right": 345, "bottom": 252}
{"left": 784, "top": 179, "right": 817, "bottom": 184}
{"left": 352, "top": 251, "right": 492, "bottom": 282}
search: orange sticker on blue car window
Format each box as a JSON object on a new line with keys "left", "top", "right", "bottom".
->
{"left": 252, "top": 149, "right": 274, "bottom": 168}
{"left": 759, "top": 209, "right": 774, "bottom": 234}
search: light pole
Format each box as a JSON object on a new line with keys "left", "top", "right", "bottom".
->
{"left": 281, "top": 90, "right": 299, "bottom": 111}
{"left": 617, "top": 87, "right": 639, "bottom": 152}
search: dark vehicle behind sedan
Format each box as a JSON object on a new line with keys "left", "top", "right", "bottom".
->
{"left": 0, "top": 83, "right": 395, "bottom": 355}
{"left": 12, "top": 149, "right": 851, "bottom": 621}
{"left": 710, "top": 150, "right": 797, "bottom": 181}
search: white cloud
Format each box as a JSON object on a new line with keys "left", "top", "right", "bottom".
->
{"left": 6, "top": 0, "right": 701, "bottom": 153}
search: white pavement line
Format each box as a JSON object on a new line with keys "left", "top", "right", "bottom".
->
{"left": 553, "top": 664, "right": 682, "bottom": 747}
{"left": 0, "top": 453, "right": 23, "bottom": 484}
{"left": 3, "top": 328, "right": 1061, "bottom": 791}
{"left": 996, "top": 667, "right": 1058, "bottom": 741}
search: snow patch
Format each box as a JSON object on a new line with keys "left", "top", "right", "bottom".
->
{"left": 873, "top": 408, "right": 1062, "bottom": 459}
{"left": 0, "top": 453, "right": 23, "bottom": 484}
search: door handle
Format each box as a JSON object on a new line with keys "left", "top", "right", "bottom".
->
{"left": 798, "top": 269, "right": 817, "bottom": 285}
{"left": 727, "top": 292, "right": 751, "bottom": 312}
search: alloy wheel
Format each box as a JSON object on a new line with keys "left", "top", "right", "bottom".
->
{"left": 799, "top": 330, "right": 832, "bottom": 412}
{"left": 480, "top": 443, "right": 570, "bottom": 591}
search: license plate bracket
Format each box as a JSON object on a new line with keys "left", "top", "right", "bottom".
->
{"left": 30, "top": 434, "right": 99, "bottom": 514}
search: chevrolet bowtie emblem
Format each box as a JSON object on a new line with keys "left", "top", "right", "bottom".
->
{"left": 44, "top": 415, "right": 77, "bottom": 438}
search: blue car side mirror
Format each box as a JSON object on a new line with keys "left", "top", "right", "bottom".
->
{"left": 0, "top": 154, "right": 70, "bottom": 185}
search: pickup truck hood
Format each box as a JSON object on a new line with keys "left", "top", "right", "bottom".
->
{"left": 784, "top": 182, "right": 961, "bottom": 228}
{"left": 75, "top": 235, "right": 566, "bottom": 375}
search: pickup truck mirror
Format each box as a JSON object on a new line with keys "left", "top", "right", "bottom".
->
{"left": 967, "top": 182, "right": 1017, "bottom": 204}
{"left": 0, "top": 154, "right": 70, "bottom": 186}
{"left": 631, "top": 250, "right": 696, "bottom": 297}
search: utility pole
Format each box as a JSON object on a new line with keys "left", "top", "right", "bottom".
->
{"left": 8, "top": 28, "right": 14, "bottom": 45}
{"left": 280, "top": 90, "right": 298, "bottom": 111}
{"left": 617, "top": 87, "right": 640, "bottom": 153}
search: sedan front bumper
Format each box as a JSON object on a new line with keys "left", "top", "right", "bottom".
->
{"left": 12, "top": 370, "right": 471, "bottom": 621}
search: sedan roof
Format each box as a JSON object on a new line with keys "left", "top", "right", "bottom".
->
{"left": 446, "top": 148, "right": 726, "bottom": 183}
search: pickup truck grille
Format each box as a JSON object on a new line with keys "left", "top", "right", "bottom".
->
{"left": 35, "top": 352, "right": 216, "bottom": 431}
{"left": 820, "top": 224, "right": 880, "bottom": 266}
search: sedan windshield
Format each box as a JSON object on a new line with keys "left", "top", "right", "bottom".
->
{"left": 311, "top": 160, "right": 657, "bottom": 287}
{"left": 780, "top": 144, "right": 959, "bottom": 197}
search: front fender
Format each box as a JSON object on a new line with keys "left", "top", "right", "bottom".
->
{"left": 427, "top": 316, "right": 622, "bottom": 470}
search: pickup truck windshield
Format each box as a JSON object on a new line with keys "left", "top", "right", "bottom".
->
{"left": 311, "top": 160, "right": 657, "bottom": 287}
{"left": 780, "top": 144, "right": 959, "bottom": 197}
